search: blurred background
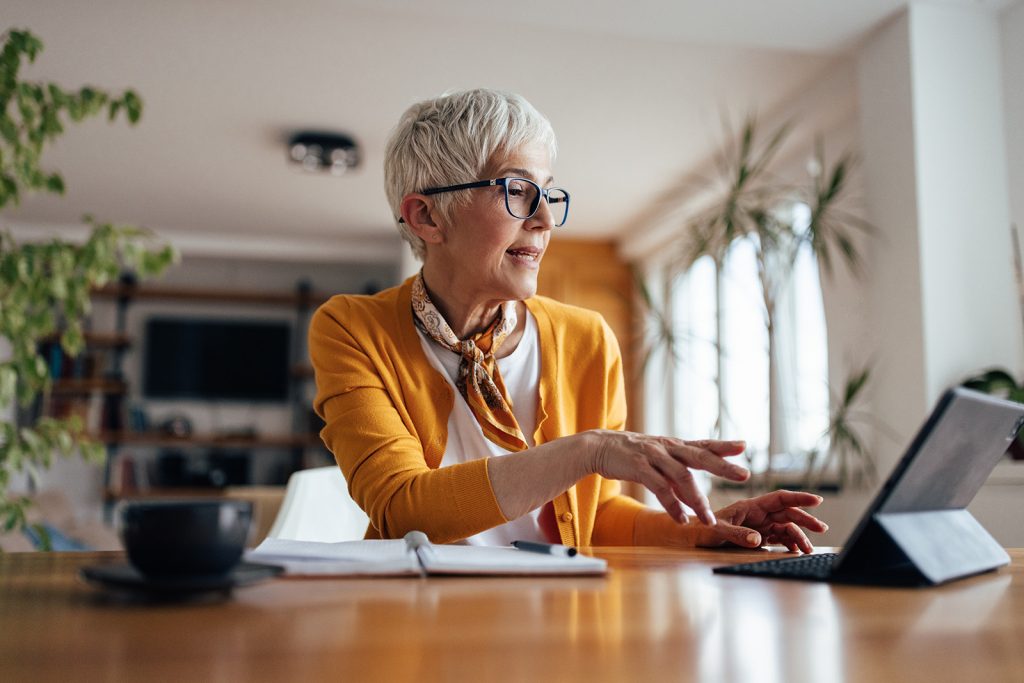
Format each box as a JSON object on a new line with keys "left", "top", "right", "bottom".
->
{"left": 2, "top": 0, "right": 1022, "bottom": 548}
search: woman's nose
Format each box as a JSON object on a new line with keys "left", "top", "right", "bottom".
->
{"left": 527, "top": 195, "right": 555, "bottom": 230}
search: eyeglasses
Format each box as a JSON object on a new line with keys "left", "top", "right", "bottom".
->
{"left": 421, "top": 177, "right": 570, "bottom": 227}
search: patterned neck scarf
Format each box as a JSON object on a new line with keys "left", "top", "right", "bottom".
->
{"left": 411, "top": 272, "right": 529, "bottom": 452}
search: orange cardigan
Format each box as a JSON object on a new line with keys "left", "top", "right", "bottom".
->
{"left": 309, "top": 276, "right": 684, "bottom": 546}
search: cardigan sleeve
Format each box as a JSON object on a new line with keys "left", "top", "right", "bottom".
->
{"left": 309, "top": 299, "right": 507, "bottom": 543}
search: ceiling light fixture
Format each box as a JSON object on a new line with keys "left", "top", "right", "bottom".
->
{"left": 287, "top": 131, "right": 360, "bottom": 176}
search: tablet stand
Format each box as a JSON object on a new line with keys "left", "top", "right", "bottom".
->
{"left": 838, "top": 509, "right": 1009, "bottom": 585}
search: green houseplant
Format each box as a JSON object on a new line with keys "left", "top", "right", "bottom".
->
{"left": 0, "top": 29, "right": 177, "bottom": 545}
{"left": 802, "top": 367, "right": 877, "bottom": 490}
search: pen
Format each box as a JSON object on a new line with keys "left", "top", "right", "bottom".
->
{"left": 512, "top": 540, "right": 578, "bottom": 558}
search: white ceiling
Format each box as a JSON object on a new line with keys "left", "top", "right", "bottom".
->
{"left": 3, "top": 0, "right": 1017, "bottom": 261}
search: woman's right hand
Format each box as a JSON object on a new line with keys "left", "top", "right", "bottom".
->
{"left": 585, "top": 430, "right": 750, "bottom": 526}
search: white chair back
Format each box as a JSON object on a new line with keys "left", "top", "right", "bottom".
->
{"left": 267, "top": 466, "right": 370, "bottom": 542}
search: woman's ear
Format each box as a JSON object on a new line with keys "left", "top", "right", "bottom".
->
{"left": 400, "top": 194, "right": 445, "bottom": 245}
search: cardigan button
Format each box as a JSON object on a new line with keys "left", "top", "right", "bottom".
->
{"left": 560, "top": 512, "right": 573, "bottom": 523}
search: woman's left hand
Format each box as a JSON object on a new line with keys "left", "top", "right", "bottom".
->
{"left": 696, "top": 490, "right": 829, "bottom": 554}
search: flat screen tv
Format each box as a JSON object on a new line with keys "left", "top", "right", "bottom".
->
{"left": 143, "top": 317, "right": 291, "bottom": 402}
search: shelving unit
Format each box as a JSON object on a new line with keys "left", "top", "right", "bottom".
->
{"left": 74, "top": 276, "right": 335, "bottom": 512}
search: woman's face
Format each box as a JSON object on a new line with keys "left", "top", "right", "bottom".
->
{"left": 430, "top": 140, "right": 555, "bottom": 305}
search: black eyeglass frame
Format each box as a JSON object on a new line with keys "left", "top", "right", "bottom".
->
{"left": 409, "top": 177, "right": 570, "bottom": 227}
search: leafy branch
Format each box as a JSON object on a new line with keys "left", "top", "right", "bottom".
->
{"left": 0, "top": 28, "right": 177, "bottom": 547}
{"left": 1, "top": 29, "right": 142, "bottom": 210}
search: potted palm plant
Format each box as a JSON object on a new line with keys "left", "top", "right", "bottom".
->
{"left": 642, "top": 115, "right": 875, "bottom": 489}
{"left": 0, "top": 29, "right": 177, "bottom": 546}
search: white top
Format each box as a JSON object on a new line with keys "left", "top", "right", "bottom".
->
{"left": 416, "top": 309, "right": 546, "bottom": 546}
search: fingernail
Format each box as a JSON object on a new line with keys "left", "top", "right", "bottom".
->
{"left": 705, "top": 510, "right": 717, "bottom": 526}
{"left": 746, "top": 532, "right": 760, "bottom": 545}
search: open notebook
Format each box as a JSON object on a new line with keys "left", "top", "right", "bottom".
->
{"left": 246, "top": 531, "right": 607, "bottom": 577}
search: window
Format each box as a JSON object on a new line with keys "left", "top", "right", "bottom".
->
{"left": 643, "top": 202, "right": 830, "bottom": 490}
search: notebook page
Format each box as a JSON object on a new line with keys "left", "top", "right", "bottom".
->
{"left": 246, "top": 537, "right": 420, "bottom": 576}
{"left": 417, "top": 544, "right": 607, "bottom": 575}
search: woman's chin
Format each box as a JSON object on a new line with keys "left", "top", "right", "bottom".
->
{"left": 496, "top": 271, "right": 539, "bottom": 302}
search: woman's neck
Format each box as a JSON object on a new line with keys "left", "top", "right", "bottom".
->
{"left": 420, "top": 269, "right": 503, "bottom": 339}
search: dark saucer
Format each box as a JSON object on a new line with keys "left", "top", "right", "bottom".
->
{"left": 80, "top": 562, "right": 283, "bottom": 597}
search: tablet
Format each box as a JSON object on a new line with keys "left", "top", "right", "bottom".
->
{"left": 713, "top": 387, "right": 1023, "bottom": 585}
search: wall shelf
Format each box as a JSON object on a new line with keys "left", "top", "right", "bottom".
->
{"left": 51, "top": 378, "right": 127, "bottom": 394}
{"left": 92, "top": 283, "right": 332, "bottom": 307}
{"left": 96, "top": 431, "right": 323, "bottom": 449}
{"left": 104, "top": 486, "right": 285, "bottom": 503}
{"left": 40, "top": 332, "right": 132, "bottom": 349}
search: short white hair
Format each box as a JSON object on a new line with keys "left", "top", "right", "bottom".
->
{"left": 384, "top": 89, "right": 557, "bottom": 260}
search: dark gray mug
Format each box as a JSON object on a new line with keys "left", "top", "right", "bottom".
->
{"left": 121, "top": 500, "right": 252, "bottom": 578}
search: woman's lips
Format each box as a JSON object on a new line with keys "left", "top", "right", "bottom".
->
{"left": 505, "top": 247, "right": 543, "bottom": 267}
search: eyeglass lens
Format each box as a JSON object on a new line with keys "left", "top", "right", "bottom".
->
{"left": 506, "top": 179, "right": 568, "bottom": 226}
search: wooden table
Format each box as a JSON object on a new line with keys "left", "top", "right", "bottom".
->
{"left": 1, "top": 547, "right": 1022, "bottom": 682}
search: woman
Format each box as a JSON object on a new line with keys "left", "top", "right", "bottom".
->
{"left": 310, "top": 89, "right": 827, "bottom": 551}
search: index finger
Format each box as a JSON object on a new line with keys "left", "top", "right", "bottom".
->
{"left": 663, "top": 438, "right": 750, "bottom": 482}
{"left": 761, "top": 489, "right": 824, "bottom": 510}
{"left": 686, "top": 439, "right": 747, "bottom": 456}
